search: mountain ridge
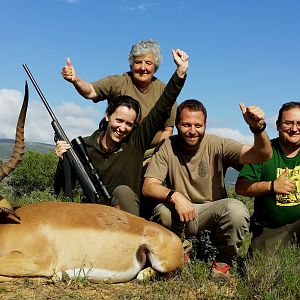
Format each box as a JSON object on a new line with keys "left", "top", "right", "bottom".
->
{"left": 0, "top": 138, "right": 54, "bottom": 162}
{"left": 0, "top": 138, "right": 239, "bottom": 185}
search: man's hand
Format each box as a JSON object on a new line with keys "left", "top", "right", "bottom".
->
{"left": 142, "top": 178, "right": 195, "bottom": 222}
{"left": 55, "top": 140, "right": 71, "bottom": 160}
{"left": 172, "top": 192, "right": 196, "bottom": 222}
{"left": 61, "top": 57, "right": 77, "bottom": 83}
{"left": 171, "top": 49, "right": 189, "bottom": 78}
{"left": 273, "top": 168, "right": 296, "bottom": 195}
{"left": 239, "top": 103, "right": 265, "bottom": 130}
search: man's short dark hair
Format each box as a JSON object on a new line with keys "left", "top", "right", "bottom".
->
{"left": 175, "top": 99, "right": 207, "bottom": 126}
{"left": 276, "top": 101, "right": 300, "bottom": 125}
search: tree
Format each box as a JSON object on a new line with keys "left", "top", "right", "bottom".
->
{"left": 8, "top": 150, "right": 58, "bottom": 197}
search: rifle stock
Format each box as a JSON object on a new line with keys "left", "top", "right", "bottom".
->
{"left": 23, "top": 64, "right": 112, "bottom": 204}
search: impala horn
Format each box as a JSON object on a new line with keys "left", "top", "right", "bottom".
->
{"left": 0, "top": 82, "right": 28, "bottom": 181}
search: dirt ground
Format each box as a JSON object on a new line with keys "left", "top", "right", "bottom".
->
{"left": 0, "top": 275, "right": 237, "bottom": 300}
{"left": 0, "top": 279, "right": 152, "bottom": 300}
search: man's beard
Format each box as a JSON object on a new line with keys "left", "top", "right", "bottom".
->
{"left": 178, "top": 133, "right": 203, "bottom": 149}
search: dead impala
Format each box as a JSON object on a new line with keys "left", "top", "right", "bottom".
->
{"left": 0, "top": 84, "right": 184, "bottom": 283}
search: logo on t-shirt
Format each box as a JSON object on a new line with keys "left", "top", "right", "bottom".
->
{"left": 198, "top": 161, "right": 207, "bottom": 177}
{"left": 276, "top": 166, "right": 300, "bottom": 206}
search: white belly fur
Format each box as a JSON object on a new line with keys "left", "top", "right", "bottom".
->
{"left": 64, "top": 256, "right": 142, "bottom": 283}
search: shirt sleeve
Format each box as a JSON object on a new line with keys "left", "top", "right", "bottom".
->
{"left": 222, "top": 138, "right": 244, "bottom": 170}
{"left": 144, "top": 140, "right": 169, "bottom": 182}
{"left": 238, "top": 162, "right": 263, "bottom": 182}
{"left": 91, "top": 75, "right": 121, "bottom": 102}
{"left": 164, "top": 101, "right": 178, "bottom": 127}
{"left": 132, "top": 72, "right": 186, "bottom": 152}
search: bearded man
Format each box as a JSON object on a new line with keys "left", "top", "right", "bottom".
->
{"left": 142, "top": 99, "right": 272, "bottom": 281}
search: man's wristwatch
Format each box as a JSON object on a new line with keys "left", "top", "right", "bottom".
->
{"left": 165, "top": 189, "right": 176, "bottom": 204}
{"left": 249, "top": 122, "right": 266, "bottom": 134}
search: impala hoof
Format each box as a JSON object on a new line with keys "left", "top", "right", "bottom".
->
{"left": 136, "top": 267, "right": 157, "bottom": 282}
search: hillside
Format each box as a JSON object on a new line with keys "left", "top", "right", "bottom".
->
{"left": 0, "top": 138, "right": 239, "bottom": 185}
{"left": 0, "top": 138, "right": 54, "bottom": 162}
{"left": 225, "top": 167, "right": 239, "bottom": 186}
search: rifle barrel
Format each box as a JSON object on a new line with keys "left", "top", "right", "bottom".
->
{"left": 23, "top": 64, "right": 57, "bottom": 122}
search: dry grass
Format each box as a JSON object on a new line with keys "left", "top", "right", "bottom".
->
{"left": 0, "top": 262, "right": 238, "bottom": 300}
{"left": 0, "top": 243, "right": 299, "bottom": 300}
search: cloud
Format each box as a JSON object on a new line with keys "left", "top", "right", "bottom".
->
{"left": 0, "top": 88, "right": 100, "bottom": 145}
{"left": 0, "top": 89, "right": 24, "bottom": 138}
{"left": 2, "top": 88, "right": 268, "bottom": 147}
{"left": 206, "top": 114, "right": 279, "bottom": 143}
{"left": 206, "top": 127, "right": 254, "bottom": 144}
{"left": 267, "top": 114, "right": 277, "bottom": 130}
{"left": 124, "top": 2, "right": 160, "bottom": 11}
{"left": 62, "top": 0, "right": 79, "bottom": 3}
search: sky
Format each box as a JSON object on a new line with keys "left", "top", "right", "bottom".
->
{"left": 1, "top": 0, "right": 300, "bottom": 145}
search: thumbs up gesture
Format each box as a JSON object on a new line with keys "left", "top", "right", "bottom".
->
{"left": 273, "top": 168, "right": 296, "bottom": 195}
{"left": 239, "top": 103, "right": 266, "bottom": 131}
{"left": 61, "top": 57, "right": 77, "bottom": 83}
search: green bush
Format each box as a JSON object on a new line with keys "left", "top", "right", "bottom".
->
{"left": 7, "top": 150, "right": 58, "bottom": 197}
{"left": 11, "top": 189, "right": 59, "bottom": 207}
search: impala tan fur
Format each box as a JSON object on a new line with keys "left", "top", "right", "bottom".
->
{"left": 0, "top": 202, "right": 184, "bottom": 282}
{"left": 0, "top": 84, "right": 184, "bottom": 283}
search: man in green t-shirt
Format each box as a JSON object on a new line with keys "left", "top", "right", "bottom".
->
{"left": 236, "top": 101, "right": 300, "bottom": 253}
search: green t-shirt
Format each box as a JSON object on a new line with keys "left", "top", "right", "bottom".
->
{"left": 238, "top": 138, "right": 300, "bottom": 228}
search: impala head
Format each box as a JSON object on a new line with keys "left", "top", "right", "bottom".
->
{"left": 0, "top": 82, "right": 28, "bottom": 182}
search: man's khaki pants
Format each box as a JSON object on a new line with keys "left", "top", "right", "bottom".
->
{"left": 250, "top": 219, "right": 300, "bottom": 253}
{"left": 151, "top": 198, "right": 250, "bottom": 263}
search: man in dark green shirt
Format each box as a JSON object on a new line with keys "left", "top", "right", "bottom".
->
{"left": 236, "top": 101, "right": 300, "bottom": 253}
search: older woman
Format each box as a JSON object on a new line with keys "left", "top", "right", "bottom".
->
{"left": 61, "top": 39, "right": 177, "bottom": 149}
{"left": 55, "top": 49, "right": 188, "bottom": 216}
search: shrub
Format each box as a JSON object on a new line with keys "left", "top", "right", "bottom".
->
{"left": 11, "top": 189, "right": 58, "bottom": 207}
{"left": 7, "top": 150, "right": 58, "bottom": 197}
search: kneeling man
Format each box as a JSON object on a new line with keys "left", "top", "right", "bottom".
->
{"left": 142, "top": 99, "right": 272, "bottom": 281}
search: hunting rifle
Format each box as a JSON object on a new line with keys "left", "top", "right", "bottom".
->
{"left": 23, "top": 64, "right": 112, "bottom": 204}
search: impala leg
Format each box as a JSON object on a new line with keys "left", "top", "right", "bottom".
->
{"left": 136, "top": 266, "right": 157, "bottom": 281}
{"left": 0, "top": 275, "right": 15, "bottom": 282}
{"left": 0, "top": 251, "right": 56, "bottom": 279}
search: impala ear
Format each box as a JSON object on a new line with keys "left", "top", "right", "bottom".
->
{"left": 0, "top": 198, "right": 20, "bottom": 222}
{"left": 0, "top": 197, "right": 13, "bottom": 210}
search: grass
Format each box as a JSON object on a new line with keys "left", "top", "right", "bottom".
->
{"left": 238, "top": 244, "right": 300, "bottom": 299}
{"left": 1, "top": 246, "right": 298, "bottom": 300}
{"left": 0, "top": 187, "right": 299, "bottom": 299}
{"left": 0, "top": 242, "right": 299, "bottom": 299}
